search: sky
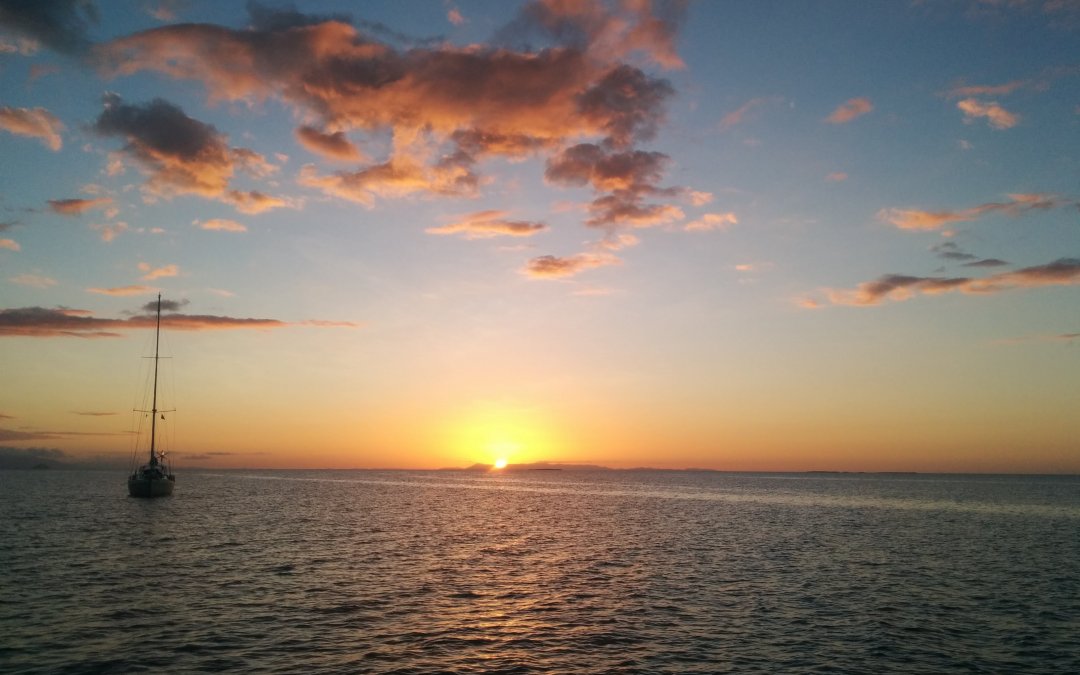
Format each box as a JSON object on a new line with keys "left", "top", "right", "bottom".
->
{"left": 1, "top": 0, "right": 1078, "bottom": 473}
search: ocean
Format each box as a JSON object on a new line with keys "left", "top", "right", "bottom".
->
{"left": 1, "top": 469, "right": 1078, "bottom": 673}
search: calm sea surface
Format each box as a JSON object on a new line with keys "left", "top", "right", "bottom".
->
{"left": 1, "top": 469, "right": 1078, "bottom": 674}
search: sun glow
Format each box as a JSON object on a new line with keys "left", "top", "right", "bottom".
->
{"left": 493, "top": 458, "right": 508, "bottom": 469}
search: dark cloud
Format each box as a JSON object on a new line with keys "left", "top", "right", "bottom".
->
{"left": 824, "top": 258, "right": 1080, "bottom": 306}
{"left": 963, "top": 258, "right": 1010, "bottom": 268}
{"left": 0, "top": 0, "right": 98, "bottom": 55}
{"left": 295, "top": 125, "right": 362, "bottom": 161}
{"left": 139, "top": 298, "right": 189, "bottom": 313}
{"left": 0, "top": 305, "right": 356, "bottom": 338}
{"left": 521, "top": 252, "right": 620, "bottom": 279}
{"left": 48, "top": 197, "right": 112, "bottom": 215}
{"left": 931, "top": 241, "right": 978, "bottom": 261}
{"left": 90, "top": 94, "right": 285, "bottom": 212}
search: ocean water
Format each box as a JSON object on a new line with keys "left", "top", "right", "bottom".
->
{"left": 1, "top": 469, "right": 1078, "bottom": 674}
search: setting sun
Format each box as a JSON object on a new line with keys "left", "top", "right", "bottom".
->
{"left": 493, "top": 458, "right": 508, "bottom": 470}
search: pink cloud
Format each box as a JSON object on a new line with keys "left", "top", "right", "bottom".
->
{"left": 825, "top": 97, "right": 873, "bottom": 124}
{"left": 684, "top": 212, "right": 737, "bottom": 232}
{"left": 956, "top": 98, "right": 1019, "bottom": 129}
{"left": 295, "top": 126, "right": 363, "bottom": 162}
{"left": 822, "top": 258, "right": 1080, "bottom": 306}
{"left": 877, "top": 193, "right": 1069, "bottom": 230}
{"left": 0, "top": 239, "right": 20, "bottom": 251}
{"left": 521, "top": 252, "right": 621, "bottom": 279}
{"left": 48, "top": 198, "right": 113, "bottom": 216}
{"left": 427, "top": 210, "right": 548, "bottom": 239}
{"left": 138, "top": 263, "right": 178, "bottom": 281}
{"left": 0, "top": 106, "right": 64, "bottom": 150}
{"left": 196, "top": 218, "right": 247, "bottom": 233}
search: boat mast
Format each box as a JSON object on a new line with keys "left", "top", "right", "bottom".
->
{"left": 149, "top": 293, "right": 161, "bottom": 466}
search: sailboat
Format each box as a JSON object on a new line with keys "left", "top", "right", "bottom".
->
{"left": 127, "top": 293, "right": 176, "bottom": 498}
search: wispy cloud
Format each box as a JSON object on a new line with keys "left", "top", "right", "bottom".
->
{"left": 718, "top": 97, "right": 781, "bottom": 131}
{"left": 427, "top": 210, "right": 548, "bottom": 239}
{"left": 825, "top": 97, "right": 873, "bottom": 124}
{"left": 957, "top": 97, "right": 1019, "bottom": 129}
{"left": 878, "top": 193, "right": 1070, "bottom": 230}
{"left": 820, "top": 258, "right": 1080, "bottom": 306}
{"left": 0, "top": 239, "right": 20, "bottom": 251}
{"left": 195, "top": 218, "right": 247, "bottom": 233}
{"left": 684, "top": 212, "right": 737, "bottom": 232}
{"left": 138, "top": 263, "right": 178, "bottom": 281}
{"left": 48, "top": 197, "right": 113, "bottom": 216}
{"left": 826, "top": 172, "right": 848, "bottom": 182}
{"left": 521, "top": 252, "right": 621, "bottom": 279}
{"left": 943, "top": 79, "right": 1028, "bottom": 98}
{"left": 86, "top": 285, "right": 156, "bottom": 296}
{"left": 0, "top": 305, "right": 358, "bottom": 338}
{"left": 0, "top": 106, "right": 64, "bottom": 150}
{"left": 10, "top": 273, "right": 58, "bottom": 288}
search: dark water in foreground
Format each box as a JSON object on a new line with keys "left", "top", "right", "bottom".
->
{"left": 1, "top": 470, "right": 1078, "bottom": 674}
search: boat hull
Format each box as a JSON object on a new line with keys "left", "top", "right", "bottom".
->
{"left": 127, "top": 475, "right": 175, "bottom": 498}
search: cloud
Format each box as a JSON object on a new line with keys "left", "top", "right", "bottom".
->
{"left": 86, "top": 285, "right": 157, "bottom": 296}
{"left": 826, "top": 172, "right": 848, "bottom": 182}
{"left": 138, "top": 263, "right": 178, "bottom": 281}
{"left": 0, "top": 0, "right": 97, "bottom": 55}
{"left": 295, "top": 126, "right": 363, "bottom": 162}
{"left": 0, "top": 239, "right": 19, "bottom": 251}
{"left": 91, "top": 221, "right": 129, "bottom": 242}
{"left": 10, "top": 273, "right": 57, "bottom": 287}
{"left": 0, "top": 106, "right": 64, "bottom": 150}
{"left": 196, "top": 218, "right": 247, "bottom": 233}
{"left": 944, "top": 80, "right": 1028, "bottom": 98}
{"left": 825, "top": 97, "right": 873, "bottom": 124}
{"left": 73, "top": 411, "right": 118, "bottom": 416}
{"left": 90, "top": 94, "right": 287, "bottom": 212}
{"left": 544, "top": 143, "right": 684, "bottom": 228}
{"left": 0, "top": 305, "right": 357, "bottom": 338}
{"left": 92, "top": 1, "right": 690, "bottom": 267}
{"left": 48, "top": 197, "right": 113, "bottom": 216}
{"left": 427, "top": 210, "right": 548, "bottom": 239}
{"left": 684, "top": 212, "right": 737, "bottom": 232}
{"left": 448, "top": 7, "right": 465, "bottom": 26}
{"left": 718, "top": 96, "right": 782, "bottom": 131}
{"left": 957, "top": 98, "right": 1019, "bottom": 129}
{"left": 822, "top": 258, "right": 1080, "bottom": 306}
{"left": 878, "top": 193, "right": 1070, "bottom": 230}
{"left": 521, "top": 252, "right": 621, "bottom": 279}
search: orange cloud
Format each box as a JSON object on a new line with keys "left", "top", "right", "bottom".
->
{"left": 877, "top": 193, "right": 1069, "bottom": 230}
{"left": 447, "top": 7, "right": 465, "bottom": 26}
{"left": 825, "top": 97, "right": 873, "bottom": 124}
{"left": 823, "top": 258, "right": 1080, "bottom": 306}
{"left": 427, "top": 210, "right": 548, "bottom": 239}
{"left": 0, "top": 106, "right": 64, "bottom": 150}
{"left": 826, "top": 172, "right": 848, "bottom": 182}
{"left": 138, "top": 263, "right": 178, "bottom": 281}
{"left": 956, "top": 98, "right": 1019, "bottom": 129}
{"left": 521, "top": 252, "right": 621, "bottom": 279}
{"left": 295, "top": 126, "right": 363, "bottom": 162}
{"left": 1, "top": 239, "right": 19, "bottom": 251}
{"left": 196, "top": 218, "right": 247, "bottom": 232}
{"left": 91, "top": 2, "right": 695, "bottom": 274}
{"left": 684, "top": 212, "right": 737, "bottom": 232}
{"left": 90, "top": 94, "right": 288, "bottom": 213}
{"left": 48, "top": 198, "right": 113, "bottom": 216}
{"left": 718, "top": 96, "right": 782, "bottom": 131}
